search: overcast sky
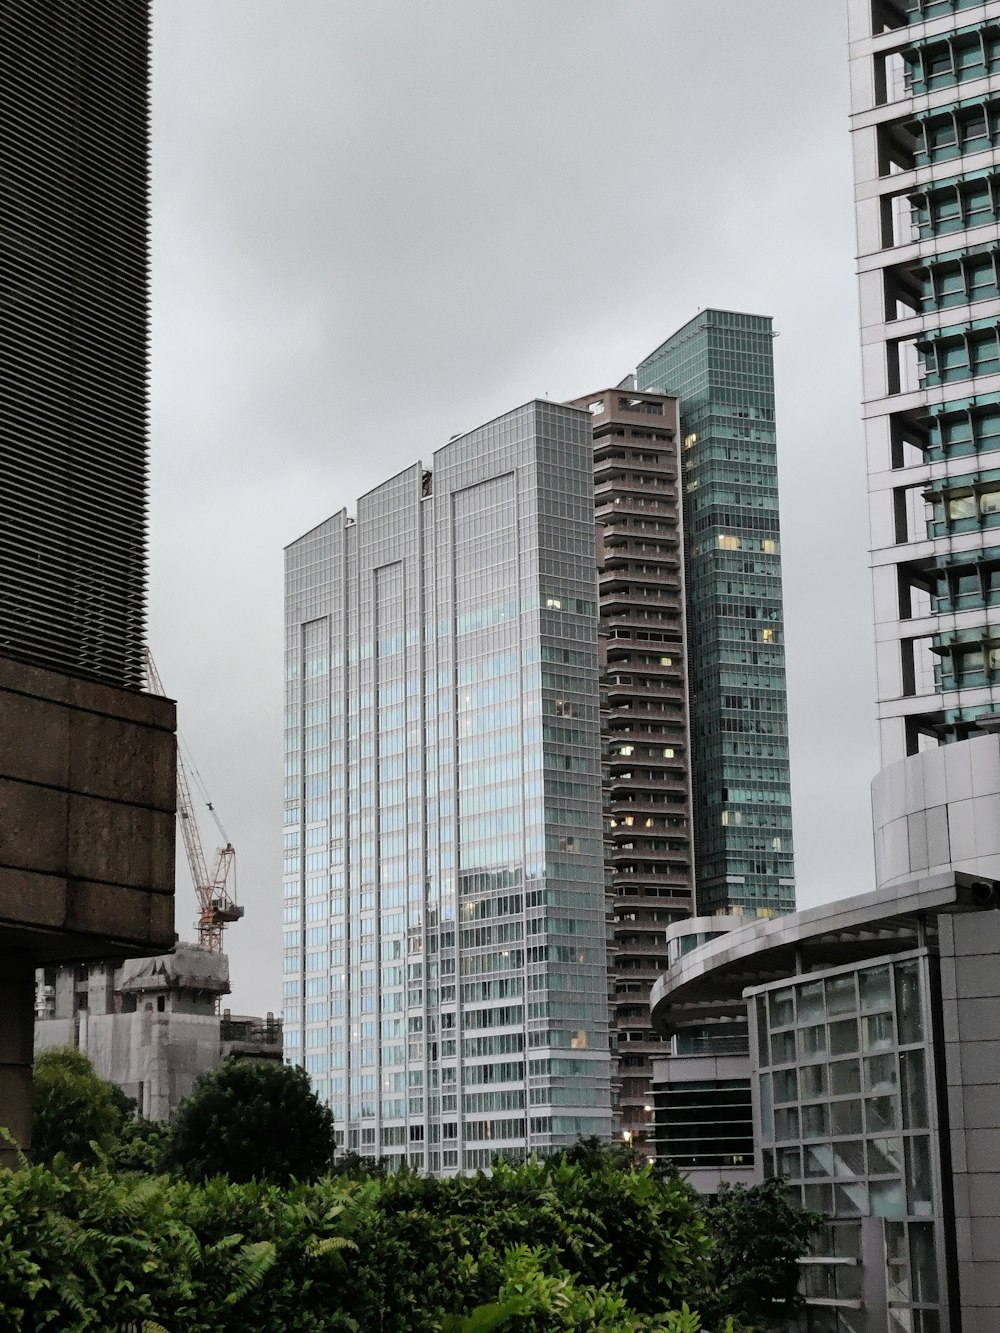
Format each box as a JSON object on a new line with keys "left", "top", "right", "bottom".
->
{"left": 149, "top": 1, "right": 875, "bottom": 1017}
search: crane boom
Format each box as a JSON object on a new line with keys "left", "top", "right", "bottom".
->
{"left": 144, "top": 648, "right": 243, "bottom": 952}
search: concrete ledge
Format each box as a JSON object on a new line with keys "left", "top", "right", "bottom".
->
{"left": 0, "top": 654, "right": 176, "bottom": 964}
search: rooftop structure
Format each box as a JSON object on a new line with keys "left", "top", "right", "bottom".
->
{"left": 35, "top": 945, "right": 281, "bottom": 1120}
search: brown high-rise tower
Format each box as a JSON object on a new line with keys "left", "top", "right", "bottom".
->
{"left": 569, "top": 389, "right": 695, "bottom": 1143}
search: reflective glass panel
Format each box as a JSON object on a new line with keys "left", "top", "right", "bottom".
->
{"left": 871, "top": 1178, "right": 907, "bottom": 1218}
{"left": 830, "top": 1018, "right": 860, "bottom": 1056}
{"left": 864, "top": 1012, "right": 896, "bottom": 1052}
{"left": 860, "top": 965, "right": 893, "bottom": 1013}
{"left": 834, "top": 1182, "right": 867, "bottom": 1216}
{"left": 770, "top": 1029, "right": 796, "bottom": 1065}
{"left": 865, "top": 1053, "right": 898, "bottom": 1095}
{"left": 799, "top": 1024, "right": 828, "bottom": 1059}
{"left": 896, "top": 960, "right": 924, "bottom": 1045}
{"left": 833, "top": 1139, "right": 865, "bottom": 1179}
{"left": 801, "top": 1063, "right": 828, "bottom": 1099}
{"left": 910, "top": 1221, "right": 939, "bottom": 1302}
{"left": 866, "top": 1095, "right": 899, "bottom": 1133}
{"left": 805, "top": 1144, "right": 835, "bottom": 1177}
{"left": 868, "top": 1135, "right": 905, "bottom": 1175}
{"left": 901, "top": 1049, "right": 929, "bottom": 1129}
{"left": 906, "top": 1135, "right": 934, "bottom": 1216}
{"left": 803, "top": 1103, "right": 830, "bottom": 1138}
{"left": 826, "top": 975, "right": 857, "bottom": 1016}
{"left": 831, "top": 1099, "right": 863, "bottom": 1136}
{"left": 831, "top": 1059, "right": 861, "bottom": 1096}
{"left": 797, "top": 980, "right": 824, "bottom": 1024}
{"left": 770, "top": 988, "right": 795, "bottom": 1027}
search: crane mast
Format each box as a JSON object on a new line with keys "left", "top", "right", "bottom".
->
{"left": 144, "top": 649, "right": 243, "bottom": 952}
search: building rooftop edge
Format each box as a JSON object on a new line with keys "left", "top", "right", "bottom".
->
{"left": 650, "top": 870, "right": 1000, "bottom": 1029}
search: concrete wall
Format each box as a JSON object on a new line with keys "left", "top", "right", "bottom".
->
{"left": 872, "top": 735, "right": 1000, "bottom": 892}
{"left": 0, "top": 655, "right": 175, "bottom": 1158}
{"left": 36, "top": 1009, "right": 224, "bottom": 1120}
{"left": 939, "top": 909, "right": 1000, "bottom": 1333}
{"left": 0, "top": 654, "right": 175, "bottom": 962}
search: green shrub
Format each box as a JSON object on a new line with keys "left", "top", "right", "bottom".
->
{"left": 31, "top": 1047, "right": 124, "bottom": 1167}
{"left": 0, "top": 1148, "right": 813, "bottom": 1332}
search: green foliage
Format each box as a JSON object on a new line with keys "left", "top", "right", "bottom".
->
{"left": 30, "top": 1047, "right": 124, "bottom": 1167}
{"left": 700, "top": 1180, "right": 822, "bottom": 1330}
{"left": 109, "top": 1118, "right": 173, "bottom": 1176}
{"left": 0, "top": 1147, "right": 811, "bottom": 1332}
{"left": 165, "top": 1059, "right": 337, "bottom": 1185}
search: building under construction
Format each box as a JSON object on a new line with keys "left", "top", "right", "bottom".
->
{"left": 34, "top": 944, "right": 280, "bottom": 1120}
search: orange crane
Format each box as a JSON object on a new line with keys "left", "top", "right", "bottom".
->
{"left": 144, "top": 648, "right": 244, "bottom": 953}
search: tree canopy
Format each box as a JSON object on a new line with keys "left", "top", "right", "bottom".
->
{"left": 30, "top": 1046, "right": 124, "bottom": 1167}
{"left": 165, "top": 1058, "right": 337, "bottom": 1184}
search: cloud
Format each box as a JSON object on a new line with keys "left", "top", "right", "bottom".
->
{"left": 150, "top": 0, "right": 875, "bottom": 1013}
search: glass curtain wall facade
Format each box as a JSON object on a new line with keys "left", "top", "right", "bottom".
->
{"left": 751, "top": 953, "right": 948, "bottom": 1332}
{"left": 283, "top": 402, "right": 612, "bottom": 1174}
{"left": 850, "top": 0, "right": 1000, "bottom": 764}
{"left": 633, "top": 310, "right": 795, "bottom": 917}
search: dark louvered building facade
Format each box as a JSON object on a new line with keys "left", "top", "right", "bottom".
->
{"left": 0, "top": 1, "right": 149, "bottom": 689}
{"left": 0, "top": 2, "right": 175, "bottom": 1168}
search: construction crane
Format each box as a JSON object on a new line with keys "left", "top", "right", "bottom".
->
{"left": 144, "top": 648, "right": 244, "bottom": 953}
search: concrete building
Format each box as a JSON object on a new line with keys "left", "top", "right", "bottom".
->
{"left": 630, "top": 310, "right": 796, "bottom": 919}
{"left": 35, "top": 945, "right": 282, "bottom": 1120}
{"left": 651, "top": 872, "right": 1000, "bottom": 1333}
{"left": 0, "top": 1, "right": 175, "bottom": 1162}
{"left": 568, "top": 388, "right": 695, "bottom": 1148}
{"left": 284, "top": 401, "right": 613, "bottom": 1173}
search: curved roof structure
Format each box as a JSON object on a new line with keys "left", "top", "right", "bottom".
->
{"left": 650, "top": 870, "right": 1000, "bottom": 1036}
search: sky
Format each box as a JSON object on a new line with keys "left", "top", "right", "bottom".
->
{"left": 148, "top": 1, "right": 876, "bottom": 1017}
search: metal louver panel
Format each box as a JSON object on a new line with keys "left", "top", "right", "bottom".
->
{"left": 0, "top": 1, "right": 150, "bottom": 690}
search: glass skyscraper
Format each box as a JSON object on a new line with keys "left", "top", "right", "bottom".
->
{"left": 283, "top": 401, "right": 612, "bottom": 1173}
{"left": 633, "top": 310, "right": 795, "bottom": 917}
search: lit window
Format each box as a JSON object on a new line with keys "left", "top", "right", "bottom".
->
{"left": 762, "top": 629, "right": 775, "bottom": 643}
{"left": 662, "top": 747, "right": 674, "bottom": 758}
{"left": 546, "top": 597, "right": 562, "bottom": 610}
{"left": 660, "top": 656, "right": 672, "bottom": 666}
{"left": 718, "top": 534, "right": 740, "bottom": 550}
{"left": 618, "top": 744, "right": 634, "bottom": 756}
{"left": 762, "top": 539, "right": 776, "bottom": 554}
{"left": 684, "top": 433, "right": 697, "bottom": 449}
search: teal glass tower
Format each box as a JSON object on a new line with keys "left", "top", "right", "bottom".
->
{"left": 634, "top": 310, "right": 795, "bottom": 917}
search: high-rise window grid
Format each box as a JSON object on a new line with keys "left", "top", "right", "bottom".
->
{"left": 633, "top": 311, "right": 795, "bottom": 918}
{"left": 284, "top": 403, "right": 612, "bottom": 1173}
{"left": 750, "top": 954, "right": 946, "bottom": 1333}
{"left": 852, "top": 0, "right": 1000, "bottom": 760}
